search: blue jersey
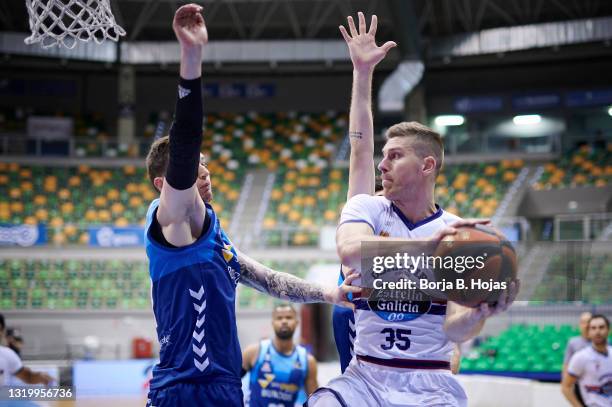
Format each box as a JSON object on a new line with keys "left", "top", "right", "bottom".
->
{"left": 145, "top": 199, "right": 243, "bottom": 391}
{"left": 332, "top": 268, "right": 355, "bottom": 373}
{"left": 248, "top": 339, "right": 308, "bottom": 407}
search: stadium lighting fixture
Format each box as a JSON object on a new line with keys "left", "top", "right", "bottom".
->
{"left": 513, "top": 114, "right": 541, "bottom": 126}
{"left": 434, "top": 115, "right": 465, "bottom": 126}
{"left": 608, "top": 106, "right": 612, "bottom": 116}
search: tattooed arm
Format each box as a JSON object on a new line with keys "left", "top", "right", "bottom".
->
{"left": 237, "top": 250, "right": 359, "bottom": 307}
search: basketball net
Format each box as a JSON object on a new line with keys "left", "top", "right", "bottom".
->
{"left": 24, "top": 0, "right": 126, "bottom": 49}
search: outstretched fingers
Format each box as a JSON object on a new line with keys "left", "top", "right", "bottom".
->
{"left": 347, "top": 15, "right": 358, "bottom": 37}
{"left": 368, "top": 14, "right": 378, "bottom": 36}
{"left": 339, "top": 24, "right": 351, "bottom": 42}
{"left": 358, "top": 11, "right": 366, "bottom": 34}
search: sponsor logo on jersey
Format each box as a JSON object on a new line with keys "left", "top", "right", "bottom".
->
{"left": 368, "top": 289, "right": 431, "bottom": 322}
{"left": 258, "top": 373, "right": 275, "bottom": 389}
{"left": 221, "top": 242, "right": 240, "bottom": 284}
{"left": 261, "top": 362, "right": 272, "bottom": 373}
{"left": 222, "top": 243, "right": 234, "bottom": 262}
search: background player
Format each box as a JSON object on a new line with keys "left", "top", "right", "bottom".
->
{"left": 563, "top": 311, "right": 593, "bottom": 405}
{"left": 332, "top": 11, "right": 395, "bottom": 374}
{"left": 145, "top": 5, "right": 358, "bottom": 407}
{"left": 562, "top": 314, "right": 612, "bottom": 407}
{"left": 0, "top": 313, "right": 53, "bottom": 387}
{"left": 242, "top": 304, "right": 317, "bottom": 407}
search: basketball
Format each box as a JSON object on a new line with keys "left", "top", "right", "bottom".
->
{"left": 432, "top": 224, "right": 517, "bottom": 307}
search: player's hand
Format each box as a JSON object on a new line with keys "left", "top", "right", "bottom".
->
{"left": 468, "top": 280, "right": 521, "bottom": 321}
{"left": 173, "top": 4, "right": 208, "bottom": 49}
{"left": 428, "top": 218, "right": 491, "bottom": 244}
{"left": 324, "top": 272, "right": 361, "bottom": 310}
{"left": 339, "top": 12, "right": 396, "bottom": 73}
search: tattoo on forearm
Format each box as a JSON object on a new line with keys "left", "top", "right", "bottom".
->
{"left": 349, "top": 131, "right": 363, "bottom": 139}
{"left": 238, "top": 257, "right": 326, "bottom": 303}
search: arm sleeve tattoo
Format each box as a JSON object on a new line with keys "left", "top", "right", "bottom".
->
{"left": 237, "top": 252, "right": 328, "bottom": 303}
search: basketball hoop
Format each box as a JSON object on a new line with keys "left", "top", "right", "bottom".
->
{"left": 24, "top": 0, "right": 126, "bottom": 49}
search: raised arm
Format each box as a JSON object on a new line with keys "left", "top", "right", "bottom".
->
{"left": 341, "top": 12, "right": 396, "bottom": 199}
{"left": 237, "top": 250, "right": 359, "bottom": 307}
{"left": 156, "top": 4, "right": 208, "bottom": 247}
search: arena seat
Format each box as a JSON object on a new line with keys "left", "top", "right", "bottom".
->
{"left": 532, "top": 144, "right": 612, "bottom": 190}
{"left": 262, "top": 160, "right": 518, "bottom": 246}
{"left": 0, "top": 258, "right": 321, "bottom": 311}
{"left": 0, "top": 163, "right": 240, "bottom": 243}
{"left": 462, "top": 323, "right": 577, "bottom": 376}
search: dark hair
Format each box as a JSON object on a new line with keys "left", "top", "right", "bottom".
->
{"left": 386, "top": 121, "right": 444, "bottom": 175}
{"left": 272, "top": 303, "right": 296, "bottom": 315}
{"left": 589, "top": 314, "right": 610, "bottom": 329}
{"left": 145, "top": 136, "right": 170, "bottom": 189}
{"left": 0, "top": 313, "right": 5, "bottom": 331}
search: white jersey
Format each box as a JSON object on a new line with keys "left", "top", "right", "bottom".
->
{"left": 0, "top": 345, "right": 23, "bottom": 386}
{"left": 339, "top": 194, "right": 461, "bottom": 363}
{"left": 568, "top": 345, "right": 612, "bottom": 407}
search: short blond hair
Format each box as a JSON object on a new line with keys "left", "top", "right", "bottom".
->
{"left": 386, "top": 121, "right": 444, "bottom": 174}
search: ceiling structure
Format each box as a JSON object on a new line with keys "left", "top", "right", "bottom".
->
{"left": 0, "top": 0, "right": 611, "bottom": 70}
{"left": 2, "top": 0, "right": 611, "bottom": 42}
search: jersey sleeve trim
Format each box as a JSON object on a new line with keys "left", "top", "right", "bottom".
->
{"left": 337, "top": 219, "right": 375, "bottom": 233}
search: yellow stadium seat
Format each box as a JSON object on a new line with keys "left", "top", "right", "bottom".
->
{"left": 10, "top": 202, "right": 23, "bottom": 213}
{"left": 115, "top": 217, "right": 129, "bottom": 227}
{"left": 58, "top": 188, "right": 70, "bottom": 200}
{"left": 35, "top": 208, "right": 48, "bottom": 221}
{"left": 33, "top": 195, "right": 47, "bottom": 206}
{"left": 263, "top": 218, "right": 276, "bottom": 229}
{"left": 503, "top": 171, "right": 516, "bottom": 182}
{"left": 61, "top": 202, "right": 74, "bottom": 214}
{"left": 93, "top": 196, "right": 107, "bottom": 207}
{"left": 271, "top": 189, "right": 283, "bottom": 201}
{"left": 288, "top": 210, "right": 300, "bottom": 222}
{"left": 129, "top": 196, "right": 143, "bottom": 207}
{"left": 324, "top": 210, "right": 336, "bottom": 222}
{"left": 278, "top": 203, "right": 290, "bottom": 215}
{"left": 53, "top": 232, "right": 66, "bottom": 245}
{"left": 85, "top": 209, "right": 97, "bottom": 222}
{"left": 9, "top": 188, "right": 21, "bottom": 199}
{"left": 64, "top": 224, "right": 77, "bottom": 237}
{"left": 107, "top": 189, "right": 119, "bottom": 200}
{"left": 79, "top": 233, "right": 89, "bottom": 245}
{"left": 68, "top": 176, "right": 81, "bottom": 187}
{"left": 50, "top": 217, "right": 63, "bottom": 228}
{"left": 111, "top": 202, "right": 124, "bottom": 214}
